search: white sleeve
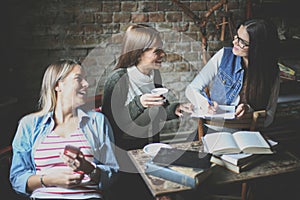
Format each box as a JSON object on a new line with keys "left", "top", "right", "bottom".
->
{"left": 185, "top": 48, "right": 224, "bottom": 109}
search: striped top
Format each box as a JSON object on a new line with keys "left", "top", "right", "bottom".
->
{"left": 31, "top": 130, "right": 102, "bottom": 199}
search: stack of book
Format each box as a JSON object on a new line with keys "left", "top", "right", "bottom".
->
{"left": 210, "top": 153, "right": 265, "bottom": 173}
{"left": 144, "top": 148, "right": 213, "bottom": 188}
{"left": 202, "top": 131, "right": 278, "bottom": 173}
{"left": 278, "top": 59, "right": 300, "bottom": 82}
{"left": 278, "top": 62, "right": 296, "bottom": 81}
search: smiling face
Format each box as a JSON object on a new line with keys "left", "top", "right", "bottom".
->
{"left": 56, "top": 65, "right": 89, "bottom": 109}
{"left": 136, "top": 35, "right": 166, "bottom": 75}
{"left": 232, "top": 25, "right": 249, "bottom": 58}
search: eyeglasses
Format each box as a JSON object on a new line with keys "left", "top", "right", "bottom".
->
{"left": 233, "top": 35, "right": 249, "bottom": 49}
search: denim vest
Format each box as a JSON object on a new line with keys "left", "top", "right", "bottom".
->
{"left": 209, "top": 47, "right": 244, "bottom": 105}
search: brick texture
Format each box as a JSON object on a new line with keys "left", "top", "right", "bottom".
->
{"left": 1, "top": 0, "right": 247, "bottom": 140}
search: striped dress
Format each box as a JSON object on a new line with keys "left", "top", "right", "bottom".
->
{"left": 31, "top": 130, "right": 102, "bottom": 199}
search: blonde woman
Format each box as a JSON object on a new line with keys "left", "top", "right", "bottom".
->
{"left": 10, "top": 59, "right": 118, "bottom": 200}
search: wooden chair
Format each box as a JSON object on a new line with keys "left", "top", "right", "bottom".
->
{"left": 198, "top": 110, "right": 267, "bottom": 200}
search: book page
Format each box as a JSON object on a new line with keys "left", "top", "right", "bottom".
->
{"left": 203, "top": 132, "right": 240, "bottom": 155}
{"left": 191, "top": 105, "right": 235, "bottom": 119}
{"left": 232, "top": 131, "right": 272, "bottom": 154}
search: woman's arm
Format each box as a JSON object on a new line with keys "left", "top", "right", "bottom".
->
{"left": 10, "top": 116, "right": 37, "bottom": 196}
{"left": 185, "top": 48, "right": 224, "bottom": 111}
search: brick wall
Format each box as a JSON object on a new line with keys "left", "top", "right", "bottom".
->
{"left": 0, "top": 0, "right": 247, "bottom": 146}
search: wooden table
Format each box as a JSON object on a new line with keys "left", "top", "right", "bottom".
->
{"left": 127, "top": 141, "right": 300, "bottom": 197}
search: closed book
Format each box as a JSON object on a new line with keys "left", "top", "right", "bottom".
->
{"left": 145, "top": 161, "right": 212, "bottom": 188}
{"left": 210, "top": 155, "right": 266, "bottom": 174}
{"left": 151, "top": 147, "right": 212, "bottom": 169}
{"left": 220, "top": 153, "right": 258, "bottom": 166}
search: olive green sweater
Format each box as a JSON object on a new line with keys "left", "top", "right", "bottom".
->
{"left": 102, "top": 68, "right": 179, "bottom": 150}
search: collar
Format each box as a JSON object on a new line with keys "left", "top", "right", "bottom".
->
{"left": 234, "top": 56, "right": 244, "bottom": 73}
{"left": 40, "top": 108, "right": 90, "bottom": 126}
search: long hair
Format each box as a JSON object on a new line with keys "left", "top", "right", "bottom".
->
{"left": 115, "top": 24, "right": 162, "bottom": 69}
{"left": 36, "top": 59, "right": 81, "bottom": 115}
{"left": 242, "top": 19, "right": 280, "bottom": 110}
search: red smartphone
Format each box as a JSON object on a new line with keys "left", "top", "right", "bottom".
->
{"left": 64, "top": 145, "right": 80, "bottom": 158}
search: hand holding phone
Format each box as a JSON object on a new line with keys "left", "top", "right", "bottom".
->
{"left": 64, "top": 145, "right": 80, "bottom": 159}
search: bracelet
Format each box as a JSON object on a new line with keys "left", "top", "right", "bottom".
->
{"left": 40, "top": 174, "right": 47, "bottom": 188}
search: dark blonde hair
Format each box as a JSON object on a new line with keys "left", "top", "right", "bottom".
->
{"left": 37, "top": 59, "right": 81, "bottom": 115}
{"left": 115, "top": 24, "right": 162, "bottom": 69}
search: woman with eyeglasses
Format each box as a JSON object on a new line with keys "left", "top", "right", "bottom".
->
{"left": 185, "top": 18, "right": 280, "bottom": 133}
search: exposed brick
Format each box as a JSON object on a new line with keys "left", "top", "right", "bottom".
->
{"left": 166, "top": 53, "right": 182, "bottom": 62}
{"left": 149, "top": 12, "right": 165, "bottom": 22}
{"left": 156, "top": 22, "right": 173, "bottom": 31}
{"left": 139, "top": 1, "right": 157, "bottom": 12}
{"left": 8, "top": 0, "right": 248, "bottom": 134}
{"left": 158, "top": 1, "right": 179, "bottom": 12}
{"left": 182, "top": 52, "right": 200, "bottom": 62}
{"left": 113, "top": 13, "right": 131, "bottom": 23}
{"left": 176, "top": 42, "right": 192, "bottom": 53}
{"left": 83, "top": 24, "right": 103, "bottom": 35}
{"left": 101, "top": 24, "right": 120, "bottom": 34}
{"left": 174, "top": 62, "right": 190, "bottom": 72}
{"left": 160, "top": 62, "right": 174, "bottom": 73}
{"left": 121, "top": 1, "right": 137, "bottom": 12}
{"left": 184, "top": 32, "right": 199, "bottom": 41}
{"left": 173, "top": 22, "right": 189, "bottom": 32}
{"left": 84, "top": 0, "right": 102, "bottom": 12}
{"left": 132, "top": 13, "right": 149, "bottom": 23}
{"left": 190, "top": 1, "right": 207, "bottom": 11}
{"left": 102, "top": 1, "right": 120, "bottom": 12}
{"left": 166, "top": 12, "right": 182, "bottom": 22}
{"left": 95, "top": 13, "right": 113, "bottom": 24}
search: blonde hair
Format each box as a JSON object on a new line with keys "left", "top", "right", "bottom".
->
{"left": 36, "top": 59, "right": 81, "bottom": 115}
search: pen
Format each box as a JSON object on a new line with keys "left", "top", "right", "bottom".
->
{"left": 202, "top": 92, "right": 213, "bottom": 106}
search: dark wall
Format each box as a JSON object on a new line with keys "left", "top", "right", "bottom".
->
{"left": 0, "top": 0, "right": 247, "bottom": 147}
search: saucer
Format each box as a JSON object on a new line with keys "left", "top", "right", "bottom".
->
{"left": 143, "top": 143, "right": 172, "bottom": 157}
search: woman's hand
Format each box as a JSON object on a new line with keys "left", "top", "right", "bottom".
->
{"left": 61, "top": 151, "right": 95, "bottom": 178}
{"left": 206, "top": 101, "right": 218, "bottom": 114}
{"left": 39, "top": 168, "right": 84, "bottom": 189}
{"left": 235, "top": 103, "right": 250, "bottom": 118}
{"left": 175, "top": 103, "right": 193, "bottom": 117}
{"left": 140, "top": 93, "right": 165, "bottom": 108}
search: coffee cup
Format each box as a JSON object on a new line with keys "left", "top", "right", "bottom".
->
{"left": 151, "top": 88, "right": 169, "bottom": 96}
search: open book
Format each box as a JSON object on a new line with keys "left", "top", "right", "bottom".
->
{"left": 202, "top": 131, "right": 273, "bottom": 155}
{"left": 191, "top": 105, "right": 235, "bottom": 119}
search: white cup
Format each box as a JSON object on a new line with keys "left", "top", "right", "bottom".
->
{"left": 151, "top": 88, "right": 169, "bottom": 96}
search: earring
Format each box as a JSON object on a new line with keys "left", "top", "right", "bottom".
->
{"left": 55, "top": 86, "right": 61, "bottom": 92}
